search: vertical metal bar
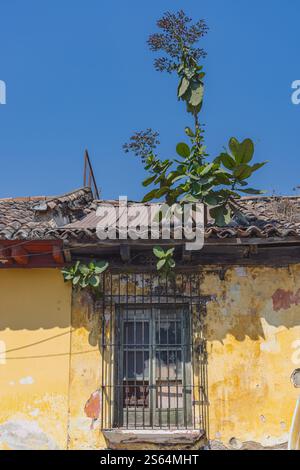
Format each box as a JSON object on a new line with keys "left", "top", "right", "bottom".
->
{"left": 126, "top": 275, "right": 129, "bottom": 429}
{"left": 167, "top": 303, "right": 170, "bottom": 429}
{"left": 100, "top": 273, "right": 105, "bottom": 429}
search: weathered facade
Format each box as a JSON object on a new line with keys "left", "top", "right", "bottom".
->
{"left": 1, "top": 188, "right": 300, "bottom": 450}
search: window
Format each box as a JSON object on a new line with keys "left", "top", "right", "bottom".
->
{"left": 114, "top": 306, "right": 192, "bottom": 429}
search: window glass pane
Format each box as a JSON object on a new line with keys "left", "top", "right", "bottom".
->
{"left": 123, "top": 381, "right": 149, "bottom": 408}
{"left": 156, "top": 382, "right": 183, "bottom": 409}
{"left": 123, "top": 322, "right": 134, "bottom": 345}
{"left": 155, "top": 350, "right": 182, "bottom": 379}
{"left": 124, "top": 351, "right": 149, "bottom": 379}
{"left": 156, "top": 319, "right": 181, "bottom": 345}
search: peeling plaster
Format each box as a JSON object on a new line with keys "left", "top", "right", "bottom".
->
{"left": 0, "top": 420, "right": 59, "bottom": 450}
{"left": 19, "top": 376, "right": 34, "bottom": 385}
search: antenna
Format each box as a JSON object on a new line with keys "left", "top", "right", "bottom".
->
{"left": 83, "top": 150, "right": 100, "bottom": 199}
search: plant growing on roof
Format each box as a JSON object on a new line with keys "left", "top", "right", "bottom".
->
{"left": 61, "top": 260, "right": 109, "bottom": 298}
{"left": 153, "top": 246, "right": 176, "bottom": 277}
{"left": 123, "top": 10, "right": 267, "bottom": 226}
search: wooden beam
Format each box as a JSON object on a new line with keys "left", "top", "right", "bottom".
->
{"left": 11, "top": 246, "right": 29, "bottom": 265}
{"left": 0, "top": 245, "right": 12, "bottom": 265}
{"left": 182, "top": 246, "right": 192, "bottom": 262}
{"left": 120, "top": 244, "right": 130, "bottom": 262}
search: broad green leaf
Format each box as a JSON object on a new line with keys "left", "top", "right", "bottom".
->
{"left": 233, "top": 164, "right": 253, "bottom": 180}
{"left": 239, "top": 139, "right": 254, "bottom": 164}
{"left": 142, "top": 189, "right": 159, "bottom": 202}
{"left": 62, "top": 273, "right": 73, "bottom": 280}
{"left": 209, "top": 205, "right": 232, "bottom": 227}
{"left": 229, "top": 137, "right": 240, "bottom": 161}
{"left": 199, "top": 163, "right": 215, "bottom": 176}
{"left": 176, "top": 142, "right": 190, "bottom": 158}
{"left": 153, "top": 246, "right": 165, "bottom": 259}
{"left": 155, "top": 186, "right": 170, "bottom": 198}
{"left": 167, "top": 259, "right": 176, "bottom": 268}
{"left": 166, "top": 248, "right": 175, "bottom": 257}
{"left": 94, "top": 261, "right": 108, "bottom": 273}
{"left": 188, "top": 81, "right": 204, "bottom": 107}
{"left": 219, "top": 153, "right": 236, "bottom": 170}
{"left": 238, "top": 188, "right": 266, "bottom": 195}
{"left": 251, "top": 161, "right": 268, "bottom": 172}
{"left": 157, "top": 259, "right": 166, "bottom": 270}
{"left": 79, "top": 264, "right": 89, "bottom": 275}
{"left": 203, "top": 194, "right": 220, "bottom": 206}
{"left": 178, "top": 76, "right": 190, "bottom": 98}
{"left": 72, "top": 275, "right": 80, "bottom": 285}
{"left": 89, "top": 275, "right": 100, "bottom": 287}
{"left": 142, "top": 175, "right": 156, "bottom": 187}
{"left": 180, "top": 194, "right": 199, "bottom": 203}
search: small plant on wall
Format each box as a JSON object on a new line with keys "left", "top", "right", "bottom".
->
{"left": 61, "top": 260, "right": 109, "bottom": 299}
{"left": 153, "top": 246, "right": 176, "bottom": 277}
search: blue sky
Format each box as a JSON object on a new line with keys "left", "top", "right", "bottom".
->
{"left": 0, "top": 0, "right": 299, "bottom": 199}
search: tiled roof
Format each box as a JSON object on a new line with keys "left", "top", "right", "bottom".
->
{"left": 1, "top": 188, "right": 300, "bottom": 242}
{"left": 0, "top": 188, "right": 93, "bottom": 240}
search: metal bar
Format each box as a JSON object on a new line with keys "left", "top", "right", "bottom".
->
{"left": 84, "top": 150, "right": 100, "bottom": 199}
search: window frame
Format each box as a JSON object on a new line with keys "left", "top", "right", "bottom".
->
{"left": 114, "top": 304, "right": 192, "bottom": 429}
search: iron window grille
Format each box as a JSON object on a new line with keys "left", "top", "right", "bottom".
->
{"left": 99, "top": 272, "right": 209, "bottom": 433}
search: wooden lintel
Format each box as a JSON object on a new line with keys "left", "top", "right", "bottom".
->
{"left": 0, "top": 245, "right": 12, "bottom": 265}
{"left": 120, "top": 244, "right": 130, "bottom": 262}
{"left": 52, "top": 245, "right": 64, "bottom": 264}
{"left": 11, "top": 245, "right": 29, "bottom": 265}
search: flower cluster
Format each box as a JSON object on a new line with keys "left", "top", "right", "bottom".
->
{"left": 123, "top": 129, "right": 160, "bottom": 163}
{"left": 147, "top": 10, "right": 208, "bottom": 73}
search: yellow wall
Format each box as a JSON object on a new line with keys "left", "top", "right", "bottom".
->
{"left": 0, "top": 269, "right": 71, "bottom": 450}
{"left": 1, "top": 265, "right": 300, "bottom": 450}
{"left": 202, "top": 265, "right": 300, "bottom": 449}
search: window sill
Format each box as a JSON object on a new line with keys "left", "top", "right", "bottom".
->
{"left": 102, "top": 429, "right": 207, "bottom": 450}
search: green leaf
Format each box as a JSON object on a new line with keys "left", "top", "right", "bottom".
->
{"left": 153, "top": 246, "right": 165, "bottom": 259}
{"left": 209, "top": 205, "right": 232, "bottom": 227}
{"left": 185, "top": 127, "right": 195, "bottom": 137}
{"left": 250, "top": 161, "right": 268, "bottom": 172}
{"left": 165, "top": 248, "right": 175, "bottom": 257}
{"left": 167, "top": 259, "right": 176, "bottom": 268}
{"left": 187, "top": 80, "right": 204, "bottom": 107}
{"left": 218, "top": 153, "right": 236, "bottom": 170}
{"left": 155, "top": 186, "right": 170, "bottom": 198}
{"left": 72, "top": 275, "right": 81, "bottom": 286}
{"left": 238, "top": 188, "right": 266, "bottom": 195}
{"left": 176, "top": 142, "right": 190, "bottom": 158}
{"left": 157, "top": 259, "right": 166, "bottom": 270}
{"left": 239, "top": 139, "right": 254, "bottom": 164}
{"left": 203, "top": 194, "right": 220, "bottom": 206}
{"left": 62, "top": 272, "right": 73, "bottom": 280}
{"left": 79, "top": 264, "right": 89, "bottom": 275}
{"left": 142, "top": 189, "right": 159, "bottom": 203}
{"left": 229, "top": 137, "right": 240, "bottom": 161}
{"left": 94, "top": 261, "right": 108, "bottom": 274}
{"left": 178, "top": 76, "right": 190, "bottom": 98}
{"left": 233, "top": 164, "right": 253, "bottom": 180}
{"left": 199, "top": 163, "right": 215, "bottom": 176}
{"left": 142, "top": 175, "right": 156, "bottom": 187}
{"left": 89, "top": 275, "right": 100, "bottom": 287}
